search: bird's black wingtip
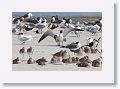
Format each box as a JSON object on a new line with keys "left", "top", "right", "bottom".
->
{"left": 38, "top": 40, "right": 40, "bottom": 43}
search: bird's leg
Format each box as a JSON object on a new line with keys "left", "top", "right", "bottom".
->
{"left": 58, "top": 42, "right": 60, "bottom": 46}
{"left": 21, "top": 42, "right": 25, "bottom": 45}
{"left": 41, "top": 29, "right": 42, "bottom": 34}
{"left": 28, "top": 54, "right": 30, "bottom": 58}
{"left": 22, "top": 54, "right": 24, "bottom": 62}
{"left": 61, "top": 41, "right": 64, "bottom": 47}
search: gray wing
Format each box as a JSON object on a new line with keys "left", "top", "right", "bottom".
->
{"left": 63, "top": 28, "right": 75, "bottom": 37}
{"left": 66, "top": 43, "right": 78, "bottom": 49}
{"left": 38, "top": 30, "right": 55, "bottom": 43}
{"left": 35, "top": 24, "right": 45, "bottom": 29}
{"left": 63, "top": 26, "right": 84, "bottom": 37}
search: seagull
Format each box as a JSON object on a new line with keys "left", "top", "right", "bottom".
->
{"left": 38, "top": 26, "right": 84, "bottom": 46}
{"left": 66, "top": 42, "right": 81, "bottom": 50}
{"left": 23, "top": 13, "right": 32, "bottom": 21}
{"left": 84, "top": 23, "right": 101, "bottom": 34}
{"left": 34, "top": 20, "right": 47, "bottom": 34}
{"left": 47, "top": 23, "right": 59, "bottom": 30}
{"left": 65, "top": 42, "right": 82, "bottom": 55}
{"left": 18, "top": 33, "right": 33, "bottom": 44}
{"left": 51, "top": 16, "right": 56, "bottom": 23}
{"left": 12, "top": 28, "right": 21, "bottom": 34}
{"left": 27, "top": 17, "right": 43, "bottom": 24}
{"left": 85, "top": 37, "right": 101, "bottom": 47}
{"left": 24, "top": 24, "right": 33, "bottom": 31}
{"left": 76, "top": 21, "right": 80, "bottom": 26}
{"left": 63, "top": 23, "right": 84, "bottom": 36}
{"left": 38, "top": 30, "right": 65, "bottom": 46}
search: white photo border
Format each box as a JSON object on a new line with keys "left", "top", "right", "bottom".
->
{"left": 0, "top": 0, "right": 114, "bottom": 83}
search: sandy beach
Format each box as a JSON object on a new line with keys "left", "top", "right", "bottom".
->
{"left": 12, "top": 16, "right": 102, "bottom": 71}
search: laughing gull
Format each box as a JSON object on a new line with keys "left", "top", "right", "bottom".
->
{"left": 38, "top": 25, "right": 84, "bottom": 46}
{"left": 66, "top": 42, "right": 81, "bottom": 50}
{"left": 33, "top": 20, "right": 47, "bottom": 34}
{"left": 23, "top": 13, "right": 32, "bottom": 21}
{"left": 84, "top": 23, "right": 101, "bottom": 34}
{"left": 48, "top": 23, "right": 59, "bottom": 30}
{"left": 24, "top": 24, "right": 34, "bottom": 31}
{"left": 86, "top": 37, "right": 101, "bottom": 47}
{"left": 65, "top": 42, "right": 82, "bottom": 55}
{"left": 38, "top": 30, "right": 65, "bottom": 46}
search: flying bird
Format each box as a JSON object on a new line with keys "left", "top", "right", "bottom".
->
{"left": 38, "top": 27, "right": 83, "bottom": 46}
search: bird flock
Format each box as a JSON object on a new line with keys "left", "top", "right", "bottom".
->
{"left": 12, "top": 13, "right": 102, "bottom": 69}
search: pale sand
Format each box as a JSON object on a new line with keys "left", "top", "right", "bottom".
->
{"left": 12, "top": 23, "right": 102, "bottom": 71}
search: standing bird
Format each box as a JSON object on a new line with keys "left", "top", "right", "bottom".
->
{"left": 23, "top": 13, "right": 33, "bottom": 21}
{"left": 27, "top": 47, "right": 33, "bottom": 58}
{"left": 47, "top": 23, "right": 59, "bottom": 30}
{"left": 24, "top": 24, "right": 33, "bottom": 31}
{"left": 38, "top": 30, "right": 65, "bottom": 46}
{"left": 34, "top": 20, "right": 47, "bottom": 34}
{"left": 19, "top": 47, "right": 25, "bottom": 61}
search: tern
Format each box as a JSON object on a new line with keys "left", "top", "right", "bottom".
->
{"left": 18, "top": 33, "right": 33, "bottom": 44}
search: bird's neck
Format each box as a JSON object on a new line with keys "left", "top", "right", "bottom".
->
{"left": 59, "top": 33, "right": 63, "bottom": 37}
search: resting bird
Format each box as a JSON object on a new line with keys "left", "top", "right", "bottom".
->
{"left": 66, "top": 42, "right": 81, "bottom": 50}
{"left": 18, "top": 33, "right": 33, "bottom": 44}
{"left": 85, "top": 37, "right": 101, "bottom": 47}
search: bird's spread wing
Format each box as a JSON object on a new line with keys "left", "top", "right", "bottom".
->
{"left": 63, "top": 24, "right": 84, "bottom": 37}
{"left": 38, "top": 30, "right": 55, "bottom": 43}
{"left": 63, "top": 28, "right": 74, "bottom": 37}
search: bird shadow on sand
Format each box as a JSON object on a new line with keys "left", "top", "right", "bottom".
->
{"left": 35, "top": 44, "right": 59, "bottom": 47}
{"left": 13, "top": 43, "right": 30, "bottom": 45}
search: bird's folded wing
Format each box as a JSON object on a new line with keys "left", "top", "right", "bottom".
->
{"left": 21, "top": 36, "right": 30, "bottom": 41}
{"left": 66, "top": 44, "right": 78, "bottom": 49}
{"left": 38, "top": 30, "right": 55, "bottom": 43}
